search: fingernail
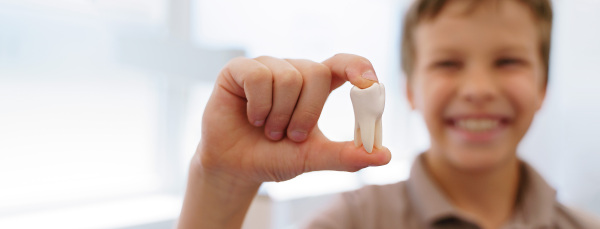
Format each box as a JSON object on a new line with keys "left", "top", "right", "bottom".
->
{"left": 290, "top": 130, "right": 307, "bottom": 141}
{"left": 361, "top": 70, "right": 378, "bottom": 82}
{"left": 254, "top": 120, "right": 264, "bottom": 126}
{"left": 270, "top": 131, "right": 283, "bottom": 139}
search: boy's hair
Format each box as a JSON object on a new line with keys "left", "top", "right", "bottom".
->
{"left": 401, "top": 0, "right": 553, "bottom": 85}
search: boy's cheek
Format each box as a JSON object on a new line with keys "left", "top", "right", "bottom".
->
{"left": 501, "top": 78, "right": 545, "bottom": 113}
{"left": 406, "top": 80, "right": 425, "bottom": 111}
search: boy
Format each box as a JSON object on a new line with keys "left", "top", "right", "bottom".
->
{"left": 178, "top": 0, "right": 599, "bottom": 228}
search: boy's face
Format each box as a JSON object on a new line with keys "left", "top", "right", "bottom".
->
{"left": 407, "top": 0, "right": 546, "bottom": 171}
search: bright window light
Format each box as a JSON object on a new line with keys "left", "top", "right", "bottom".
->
{"left": 0, "top": 70, "right": 161, "bottom": 214}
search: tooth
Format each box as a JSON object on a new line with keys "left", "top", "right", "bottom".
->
{"left": 456, "top": 119, "right": 499, "bottom": 131}
{"left": 350, "top": 83, "right": 385, "bottom": 153}
{"left": 458, "top": 120, "right": 466, "bottom": 129}
{"left": 466, "top": 120, "right": 475, "bottom": 130}
{"left": 485, "top": 120, "right": 493, "bottom": 129}
{"left": 475, "top": 120, "right": 483, "bottom": 131}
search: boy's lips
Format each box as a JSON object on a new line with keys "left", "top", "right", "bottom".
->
{"left": 445, "top": 114, "right": 511, "bottom": 143}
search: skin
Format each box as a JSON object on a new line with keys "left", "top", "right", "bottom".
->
{"left": 177, "top": 54, "right": 392, "bottom": 229}
{"left": 407, "top": 0, "right": 546, "bottom": 228}
{"left": 178, "top": 0, "right": 548, "bottom": 228}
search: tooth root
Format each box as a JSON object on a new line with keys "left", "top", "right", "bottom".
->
{"left": 354, "top": 120, "right": 361, "bottom": 147}
{"left": 375, "top": 117, "right": 382, "bottom": 149}
{"left": 358, "top": 118, "right": 376, "bottom": 153}
{"left": 350, "top": 83, "right": 385, "bottom": 153}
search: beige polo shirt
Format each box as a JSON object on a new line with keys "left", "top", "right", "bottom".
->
{"left": 304, "top": 154, "right": 599, "bottom": 229}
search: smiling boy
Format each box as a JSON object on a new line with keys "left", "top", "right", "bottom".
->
{"left": 178, "top": 0, "right": 599, "bottom": 228}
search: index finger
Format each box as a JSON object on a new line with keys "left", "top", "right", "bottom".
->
{"left": 322, "top": 53, "right": 379, "bottom": 90}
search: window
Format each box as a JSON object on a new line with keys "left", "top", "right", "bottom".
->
{"left": 0, "top": 0, "right": 240, "bottom": 227}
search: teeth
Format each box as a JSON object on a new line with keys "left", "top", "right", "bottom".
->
{"left": 350, "top": 83, "right": 385, "bottom": 153}
{"left": 456, "top": 119, "right": 499, "bottom": 132}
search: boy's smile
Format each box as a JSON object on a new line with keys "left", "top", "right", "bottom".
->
{"left": 445, "top": 114, "right": 512, "bottom": 143}
{"left": 407, "top": 0, "right": 547, "bottom": 171}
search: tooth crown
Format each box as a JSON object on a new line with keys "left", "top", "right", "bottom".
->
{"left": 457, "top": 119, "right": 500, "bottom": 132}
{"left": 350, "top": 83, "right": 385, "bottom": 153}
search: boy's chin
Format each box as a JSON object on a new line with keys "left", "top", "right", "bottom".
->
{"left": 445, "top": 147, "right": 516, "bottom": 172}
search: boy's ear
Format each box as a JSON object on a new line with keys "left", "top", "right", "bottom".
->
{"left": 405, "top": 79, "right": 416, "bottom": 110}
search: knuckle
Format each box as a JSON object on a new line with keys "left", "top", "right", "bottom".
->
{"left": 227, "top": 56, "right": 249, "bottom": 66}
{"left": 332, "top": 53, "right": 346, "bottom": 59}
{"left": 308, "top": 63, "right": 332, "bottom": 79}
{"left": 354, "top": 56, "right": 373, "bottom": 68}
{"left": 254, "top": 55, "right": 273, "bottom": 61}
{"left": 277, "top": 69, "right": 303, "bottom": 88}
{"left": 293, "top": 59, "right": 331, "bottom": 76}
{"left": 221, "top": 56, "right": 249, "bottom": 74}
{"left": 244, "top": 65, "right": 272, "bottom": 83}
{"left": 231, "top": 56, "right": 249, "bottom": 63}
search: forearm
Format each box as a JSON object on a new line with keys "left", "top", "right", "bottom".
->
{"left": 177, "top": 158, "right": 260, "bottom": 229}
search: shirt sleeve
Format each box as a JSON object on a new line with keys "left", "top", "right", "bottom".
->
{"left": 563, "top": 205, "right": 600, "bottom": 228}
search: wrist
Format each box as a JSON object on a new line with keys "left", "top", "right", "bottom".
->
{"left": 178, "top": 153, "right": 261, "bottom": 229}
{"left": 188, "top": 152, "right": 261, "bottom": 192}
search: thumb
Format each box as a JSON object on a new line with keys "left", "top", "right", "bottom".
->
{"left": 322, "top": 53, "right": 379, "bottom": 91}
{"left": 302, "top": 136, "right": 392, "bottom": 173}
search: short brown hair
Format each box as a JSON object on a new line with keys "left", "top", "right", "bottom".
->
{"left": 401, "top": 0, "right": 553, "bottom": 84}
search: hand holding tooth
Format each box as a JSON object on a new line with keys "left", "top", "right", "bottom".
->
{"left": 350, "top": 83, "right": 385, "bottom": 153}
{"left": 197, "top": 54, "right": 391, "bottom": 184}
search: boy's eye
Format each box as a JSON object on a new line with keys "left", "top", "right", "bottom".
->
{"left": 434, "top": 60, "right": 461, "bottom": 69}
{"left": 495, "top": 58, "right": 522, "bottom": 67}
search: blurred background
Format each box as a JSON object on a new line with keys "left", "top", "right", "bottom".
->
{"left": 1, "top": 0, "right": 599, "bottom": 228}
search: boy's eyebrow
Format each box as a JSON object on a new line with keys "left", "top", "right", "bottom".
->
{"left": 426, "top": 45, "right": 533, "bottom": 57}
{"left": 426, "top": 48, "right": 464, "bottom": 57}
{"left": 494, "top": 45, "right": 533, "bottom": 56}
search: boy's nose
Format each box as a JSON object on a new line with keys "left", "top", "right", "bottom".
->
{"left": 459, "top": 69, "right": 497, "bottom": 105}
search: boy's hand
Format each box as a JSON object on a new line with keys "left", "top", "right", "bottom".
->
{"left": 196, "top": 54, "right": 392, "bottom": 186}
{"left": 178, "top": 54, "right": 392, "bottom": 229}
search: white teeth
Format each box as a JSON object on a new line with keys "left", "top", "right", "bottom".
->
{"left": 350, "top": 83, "right": 385, "bottom": 153}
{"left": 456, "top": 119, "right": 499, "bottom": 132}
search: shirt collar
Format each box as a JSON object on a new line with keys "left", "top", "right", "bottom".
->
{"left": 406, "top": 153, "right": 469, "bottom": 226}
{"left": 512, "top": 160, "right": 556, "bottom": 227}
{"left": 405, "top": 153, "right": 557, "bottom": 228}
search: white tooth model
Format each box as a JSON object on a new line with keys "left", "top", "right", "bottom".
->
{"left": 350, "top": 83, "right": 385, "bottom": 153}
